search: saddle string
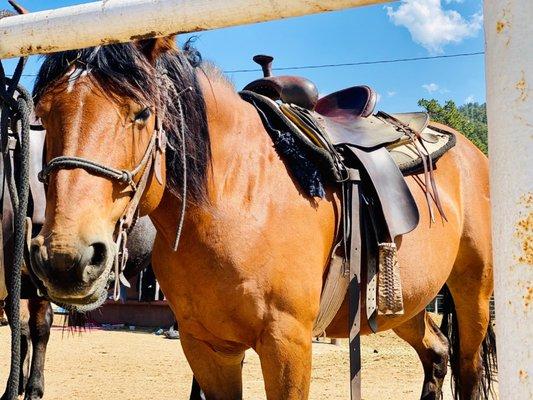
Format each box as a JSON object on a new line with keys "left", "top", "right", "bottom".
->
{"left": 410, "top": 137, "right": 435, "bottom": 222}
{"left": 378, "top": 111, "right": 445, "bottom": 223}
{"left": 416, "top": 138, "right": 447, "bottom": 221}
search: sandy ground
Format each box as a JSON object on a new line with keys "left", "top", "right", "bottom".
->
{"left": 0, "top": 314, "right": 454, "bottom": 399}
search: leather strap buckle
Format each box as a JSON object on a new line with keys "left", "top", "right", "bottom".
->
{"left": 347, "top": 169, "right": 360, "bottom": 182}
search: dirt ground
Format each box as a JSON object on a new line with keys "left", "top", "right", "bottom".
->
{"left": 0, "top": 314, "right": 454, "bottom": 399}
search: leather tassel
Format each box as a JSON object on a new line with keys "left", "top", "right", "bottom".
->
{"left": 377, "top": 242, "right": 404, "bottom": 315}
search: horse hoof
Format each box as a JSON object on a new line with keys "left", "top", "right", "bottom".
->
{"left": 24, "top": 388, "right": 44, "bottom": 400}
{"left": 24, "top": 394, "right": 43, "bottom": 400}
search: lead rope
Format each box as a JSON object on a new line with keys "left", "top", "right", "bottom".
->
{"left": 0, "top": 55, "right": 31, "bottom": 400}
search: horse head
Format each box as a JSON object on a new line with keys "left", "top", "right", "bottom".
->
{"left": 29, "top": 36, "right": 209, "bottom": 310}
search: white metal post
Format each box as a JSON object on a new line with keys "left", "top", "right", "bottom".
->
{"left": 485, "top": 1, "right": 533, "bottom": 398}
{"left": 0, "top": 0, "right": 389, "bottom": 59}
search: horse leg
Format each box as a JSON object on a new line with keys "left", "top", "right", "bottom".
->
{"left": 180, "top": 331, "right": 244, "bottom": 400}
{"left": 445, "top": 231, "right": 494, "bottom": 399}
{"left": 24, "top": 298, "right": 53, "bottom": 400}
{"left": 1, "top": 298, "right": 31, "bottom": 400}
{"left": 393, "top": 310, "right": 449, "bottom": 400}
{"left": 445, "top": 282, "right": 494, "bottom": 399}
{"left": 255, "top": 319, "right": 312, "bottom": 400}
{"left": 19, "top": 309, "right": 31, "bottom": 396}
{"left": 189, "top": 377, "right": 206, "bottom": 400}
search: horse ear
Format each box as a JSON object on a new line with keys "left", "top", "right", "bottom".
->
{"left": 8, "top": 0, "right": 29, "bottom": 15}
{"left": 137, "top": 35, "right": 177, "bottom": 63}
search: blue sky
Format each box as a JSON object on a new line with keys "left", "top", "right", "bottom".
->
{"left": 3, "top": 0, "right": 486, "bottom": 112}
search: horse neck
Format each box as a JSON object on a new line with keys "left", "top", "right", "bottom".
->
{"left": 150, "top": 70, "right": 275, "bottom": 245}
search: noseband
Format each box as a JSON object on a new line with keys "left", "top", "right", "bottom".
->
{"left": 38, "top": 117, "right": 167, "bottom": 300}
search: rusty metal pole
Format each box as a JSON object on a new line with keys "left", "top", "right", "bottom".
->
{"left": 0, "top": 0, "right": 390, "bottom": 59}
{"left": 485, "top": 0, "right": 533, "bottom": 398}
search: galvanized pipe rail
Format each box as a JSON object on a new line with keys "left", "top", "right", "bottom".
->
{"left": 485, "top": 1, "right": 533, "bottom": 398}
{"left": 0, "top": 0, "right": 388, "bottom": 59}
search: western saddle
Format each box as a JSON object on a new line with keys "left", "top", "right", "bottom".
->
{"left": 241, "top": 55, "right": 456, "bottom": 398}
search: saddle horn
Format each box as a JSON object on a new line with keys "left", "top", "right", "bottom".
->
{"left": 244, "top": 54, "right": 319, "bottom": 110}
{"left": 253, "top": 55, "right": 274, "bottom": 77}
{"left": 8, "top": 0, "right": 29, "bottom": 15}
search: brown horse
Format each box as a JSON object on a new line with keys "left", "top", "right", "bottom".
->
{"left": 27, "top": 36, "right": 495, "bottom": 400}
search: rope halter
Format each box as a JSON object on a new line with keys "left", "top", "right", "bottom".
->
{"left": 38, "top": 116, "right": 167, "bottom": 300}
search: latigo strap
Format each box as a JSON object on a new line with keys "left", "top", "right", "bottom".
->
{"left": 344, "top": 168, "right": 362, "bottom": 400}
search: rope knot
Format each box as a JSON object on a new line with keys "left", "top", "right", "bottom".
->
{"left": 120, "top": 171, "right": 133, "bottom": 184}
{"left": 37, "top": 170, "right": 46, "bottom": 183}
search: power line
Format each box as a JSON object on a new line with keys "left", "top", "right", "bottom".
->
{"left": 225, "top": 51, "right": 485, "bottom": 73}
{"left": 11, "top": 50, "right": 484, "bottom": 77}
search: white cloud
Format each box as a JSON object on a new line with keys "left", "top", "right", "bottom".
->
{"left": 422, "top": 83, "right": 439, "bottom": 93}
{"left": 387, "top": 91, "right": 397, "bottom": 97}
{"left": 386, "top": 0, "right": 483, "bottom": 54}
{"left": 445, "top": 0, "right": 464, "bottom": 3}
{"left": 464, "top": 94, "right": 475, "bottom": 103}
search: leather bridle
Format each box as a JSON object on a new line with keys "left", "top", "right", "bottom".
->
{"left": 38, "top": 116, "right": 167, "bottom": 300}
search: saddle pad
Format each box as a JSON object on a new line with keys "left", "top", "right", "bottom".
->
{"left": 387, "top": 124, "right": 457, "bottom": 175}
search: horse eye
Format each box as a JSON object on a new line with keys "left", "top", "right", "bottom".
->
{"left": 135, "top": 107, "right": 151, "bottom": 122}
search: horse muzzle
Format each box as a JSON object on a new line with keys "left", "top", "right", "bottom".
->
{"left": 28, "top": 235, "right": 114, "bottom": 310}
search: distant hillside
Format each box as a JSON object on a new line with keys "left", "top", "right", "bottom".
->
{"left": 418, "top": 99, "right": 488, "bottom": 155}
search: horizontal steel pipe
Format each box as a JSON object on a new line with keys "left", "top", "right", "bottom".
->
{"left": 0, "top": 0, "right": 388, "bottom": 59}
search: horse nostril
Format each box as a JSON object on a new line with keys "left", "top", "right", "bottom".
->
{"left": 30, "top": 243, "right": 48, "bottom": 278}
{"left": 89, "top": 242, "right": 107, "bottom": 266}
{"left": 78, "top": 242, "right": 109, "bottom": 284}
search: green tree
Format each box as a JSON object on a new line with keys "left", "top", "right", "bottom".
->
{"left": 418, "top": 99, "right": 488, "bottom": 155}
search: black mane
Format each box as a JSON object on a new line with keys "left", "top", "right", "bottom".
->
{"left": 33, "top": 41, "right": 210, "bottom": 203}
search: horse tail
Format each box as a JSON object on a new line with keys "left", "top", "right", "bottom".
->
{"left": 440, "top": 285, "right": 497, "bottom": 399}
{"left": 480, "top": 314, "right": 498, "bottom": 399}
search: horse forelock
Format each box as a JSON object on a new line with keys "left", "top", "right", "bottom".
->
{"left": 33, "top": 40, "right": 211, "bottom": 204}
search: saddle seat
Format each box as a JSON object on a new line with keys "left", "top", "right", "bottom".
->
{"left": 316, "top": 85, "right": 377, "bottom": 118}
{"left": 314, "top": 86, "right": 431, "bottom": 149}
